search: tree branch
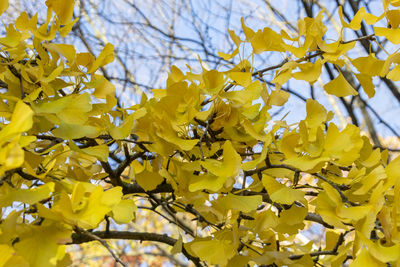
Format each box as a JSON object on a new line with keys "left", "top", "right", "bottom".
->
{"left": 73, "top": 227, "right": 127, "bottom": 267}
{"left": 71, "top": 230, "right": 202, "bottom": 267}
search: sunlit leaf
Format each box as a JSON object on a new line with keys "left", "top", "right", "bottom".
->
{"left": 323, "top": 72, "right": 358, "bottom": 97}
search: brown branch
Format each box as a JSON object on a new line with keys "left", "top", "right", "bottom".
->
{"left": 197, "top": 113, "right": 216, "bottom": 161}
{"left": 254, "top": 34, "right": 375, "bottom": 77}
{"left": 290, "top": 230, "right": 347, "bottom": 260}
{"left": 137, "top": 205, "right": 195, "bottom": 237}
{"left": 16, "top": 169, "right": 38, "bottom": 181}
{"left": 341, "top": 33, "right": 375, "bottom": 44}
{"left": 36, "top": 134, "right": 152, "bottom": 145}
{"left": 374, "top": 146, "right": 400, "bottom": 152}
{"left": 121, "top": 182, "right": 173, "bottom": 194}
{"left": 70, "top": 230, "right": 202, "bottom": 267}
{"left": 311, "top": 171, "right": 355, "bottom": 206}
{"left": 305, "top": 213, "right": 334, "bottom": 229}
{"left": 115, "top": 151, "right": 145, "bottom": 179}
{"left": 382, "top": 77, "right": 400, "bottom": 104}
{"left": 73, "top": 227, "right": 127, "bottom": 267}
{"left": 341, "top": 0, "right": 400, "bottom": 104}
{"left": 0, "top": 80, "right": 8, "bottom": 89}
{"left": 220, "top": 34, "right": 377, "bottom": 97}
{"left": 289, "top": 249, "right": 339, "bottom": 260}
{"left": 71, "top": 230, "right": 176, "bottom": 245}
{"left": 243, "top": 163, "right": 353, "bottom": 205}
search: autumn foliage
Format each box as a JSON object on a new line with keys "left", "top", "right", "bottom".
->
{"left": 1, "top": 0, "right": 400, "bottom": 266}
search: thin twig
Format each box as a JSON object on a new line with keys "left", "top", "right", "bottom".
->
{"left": 289, "top": 249, "right": 338, "bottom": 260}
{"left": 253, "top": 34, "right": 375, "bottom": 77}
{"left": 74, "top": 227, "right": 127, "bottom": 267}
{"left": 197, "top": 113, "right": 216, "bottom": 161}
{"left": 243, "top": 163, "right": 354, "bottom": 205}
{"left": 71, "top": 230, "right": 202, "bottom": 267}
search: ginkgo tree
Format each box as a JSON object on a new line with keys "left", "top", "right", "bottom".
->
{"left": 1, "top": 0, "right": 400, "bottom": 266}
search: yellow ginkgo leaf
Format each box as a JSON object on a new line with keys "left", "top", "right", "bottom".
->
{"left": 218, "top": 48, "right": 239, "bottom": 60}
{"left": 351, "top": 53, "right": 385, "bottom": 77}
{"left": 31, "top": 15, "right": 58, "bottom": 41}
{"left": 270, "top": 187, "right": 305, "bottom": 205}
{"left": 201, "top": 140, "right": 241, "bottom": 178}
{"left": 203, "top": 70, "right": 226, "bottom": 93}
{"left": 155, "top": 119, "right": 198, "bottom": 151}
{"left": 0, "top": 182, "right": 55, "bottom": 207}
{"left": 69, "top": 141, "right": 109, "bottom": 162}
{"left": 390, "top": 0, "right": 400, "bottom": 7}
{"left": 94, "top": 78, "right": 115, "bottom": 99}
{"left": 250, "top": 27, "right": 285, "bottom": 53}
{"left": 0, "top": 244, "right": 14, "bottom": 267}
{"left": 44, "top": 43, "right": 76, "bottom": 63}
{"left": 383, "top": 155, "right": 400, "bottom": 187}
{"left": 272, "top": 61, "right": 297, "bottom": 85}
{"left": 41, "top": 63, "right": 64, "bottom": 83}
{"left": 0, "top": 101, "right": 33, "bottom": 143}
{"left": 59, "top": 17, "right": 79, "bottom": 37}
{"left": 49, "top": 185, "right": 115, "bottom": 228}
{"left": 276, "top": 205, "right": 307, "bottom": 234}
{"left": 224, "top": 81, "right": 262, "bottom": 106}
{"left": 229, "top": 29, "right": 241, "bottom": 46}
{"left": 135, "top": 169, "right": 164, "bottom": 191}
{"left": 350, "top": 249, "right": 385, "bottom": 267}
{"left": 189, "top": 238, "right": 236, "bottom": 266}
{"left": 353, "top": 166, "right": 386, "bottom": 195}
{"left": 166, "top": 65, "right": 185, "bottom": 87}
{"left": 292, "top": 60, "right": 322, "bottom": 83}
{"left": 229, "top": 72, "right": 252, "bottom": 87}
{"left": 386, "top": 10, "right": 400, "bottom": 28}
{"left": 0, "top": 0, "right": 8, "bottom": 16}
{"left": 336, "top": 205, "right": 371, "bottom": 221}
{"left": 318, "top": 40, "right": 356, "bottom": 61}
{"left": 14, "top": 222, "right": 72, "bottom": 267}
{"left": 170, "top": 234, "right": 183, "bottom": 254}
{"left": 53, "top": 122, "right": 99, "bottom": 139}
{"left": 101, "top": 186, "right": 124, "bottom": 207}
{"left": 241, "top": 17, "right": 255, "bottom": 40}
{"left": 339, "top": 6, "right": 383, "bottom": 31}
{"left": 76, "top": 52, "right": 95, "bottom": 68}
{"left": 15, "top": 11, "right": 30, "bottom": 31}
{"left": 87, "top": 43, "right": 115, "bottom": 73}
{"left": 284, "top": 155, "right": 329, "bottom": 172}
{"left": 357, "top": 232, "right": 400, "bottom": 262}
{"left": 323, "top": 123, "right": 364, "bottom": 165}
{"left": 0, "top": 141, "right": 24, "bottom": 174}
{"left": 0, "top": 25, "right": 22, "bottom": 47}
{"left": 268, "top": 88, "right": 290, "bottom": 106}
{"left": 262, "top": 175, "right": 305, "bottom": 204}
{"left": 386, "top": 64, "right": 400, "bottom": 81}
{"left": 323, "top": 72, "right": 358, "bottom": 97}
{"left": 109, "top": 108, "right": 147, "bottom": 140}
{"left": 242, "top": 145, "right": 268, "bottom": 171}
{"left": 375, "top": 27, "right": 400, "bottom": 44}
{"left": 305, "top": 98, "right": 328, "bottom": 129}
{"left": 188, "top": 173, "right": 228, "bottom": 192}
{"left": 45, "top": 0, "right": 75, "bottom": 25}
{"left": 355, "top": 73, "right": 375, "bottom": 98}
{"left": 111, "top": 199, "right": 137, "bottom": 224}
{"left": 218, "top": 194, "right": 262, "bottom": 212}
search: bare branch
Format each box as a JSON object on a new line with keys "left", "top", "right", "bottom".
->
{"left": 71, "top": 230, "right": 202, "bottom": 267}
{"left": 73, "top": 227, "right": 127, "bottom": 267}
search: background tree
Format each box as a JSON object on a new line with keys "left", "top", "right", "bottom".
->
{"left": 6, "top": 0, "right": 400, "bottom": 146}
{"left": 1, "top": 0, "right": 400, "bottom": 267}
